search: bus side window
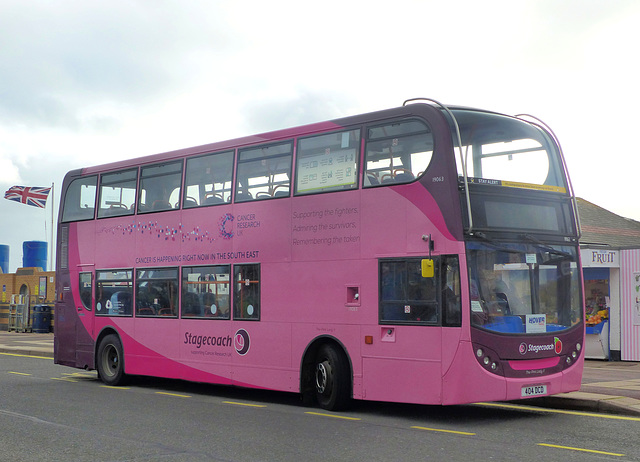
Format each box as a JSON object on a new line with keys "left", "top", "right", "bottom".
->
{"left": 181, "top": 265, "right": 230, "bottom": 319}
{"left": 97, "top": 169, "right": 137, "bottom": 218}
{"left": 364, "top": 119, "right": 434, "bottom": 187}
{"left": 135, "top": 268, "right": 179, "bottom": 317}
{"left": 62, "top": 176, "right": 97, "bottom": 222}
{"left": 233, "top": 264, "right": 260, "bottom": 320}
{"left": 379, "top": 258, "right": 438, "bottom": 324}
{"left": 295, "top": 129, "right": 360, "bottom": 195}
{"left": 95, "top": 269, "right": 133, "bottom": 316}
{"left": 183, "top": 151, "right": 234, "bottom": 208}
{"left": 79, "top": 272, "right": 92, "bottom": 310}
{"left": 442, "top": 256, "right": 461, "bottom": 327}
{"left": 138, "top": 161, "right": 183, "bottom": 213}
{"left": 236, "top": 142, "right": 292, "bottom": 202}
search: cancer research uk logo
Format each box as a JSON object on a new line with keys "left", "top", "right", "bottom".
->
{"left": 519, "top": 337, "right": 562, "bottom": 355}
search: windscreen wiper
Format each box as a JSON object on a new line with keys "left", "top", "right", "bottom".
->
{"left": 521, "top": 234, "right": 573, "bottom": 259}
{"left": 472, "top": 232, "right": 527, "bottom": 255}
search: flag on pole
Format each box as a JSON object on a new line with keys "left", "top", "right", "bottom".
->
{"left": 4, "top": 186, "right": 51, "bottom": 208}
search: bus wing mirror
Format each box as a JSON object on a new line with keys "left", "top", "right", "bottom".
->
{"left": 421, "top": 259, "right": 434, "bottom": 278}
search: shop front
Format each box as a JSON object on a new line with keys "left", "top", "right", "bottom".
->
{"left": 581, "top": 248, "right": 619, "bottom": 360}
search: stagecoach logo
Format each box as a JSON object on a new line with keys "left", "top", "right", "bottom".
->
{"left": 183, "top": 329, "right": 250, "bottom": 356}
{"left": 234, "top": 329, "right": 250, "bottom": 355}
{"left": 519, "top": 342, "right": 527, "bottom": 355}
{"left": 519, "top": 338, "right": 562, "bottom": 355}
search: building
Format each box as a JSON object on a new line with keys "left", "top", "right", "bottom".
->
{"left": 578, "top": 198, "right": 640, "bottom": 361}
{"left": 0, "top": 267, "right": 55, "bottom": 332}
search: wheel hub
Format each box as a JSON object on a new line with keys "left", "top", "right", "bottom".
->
{"left": 316, "top": 361, "right": 331, "bottom": 394}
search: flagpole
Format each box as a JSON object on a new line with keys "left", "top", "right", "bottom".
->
{"left": 50, "top": 182, "right": 54, "bottom": 272}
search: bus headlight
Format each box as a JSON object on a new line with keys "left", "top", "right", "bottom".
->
{"left": 472, "top": 343, "right": 503, "bottom": 376}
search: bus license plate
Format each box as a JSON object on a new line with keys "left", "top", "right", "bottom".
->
{"left": 521, "top": 385, "right": 547, "bottom": 397}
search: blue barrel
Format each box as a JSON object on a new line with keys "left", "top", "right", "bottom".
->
{"left": 23, "top": 241, "right": 47, "bottom": 270}
{"left": 32, "top": 305, "right": 51, "bottom": 333}
{"left": 0, "top": 244, "right": 8, "bottom": 274}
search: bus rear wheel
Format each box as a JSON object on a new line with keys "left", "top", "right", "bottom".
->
{"left": 314, "top": 344, "right": 350, "bottom": 411}
{"left": 97, "top": 334, "right": 127, "bottom": 386}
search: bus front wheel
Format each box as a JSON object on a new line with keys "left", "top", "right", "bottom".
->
{"left": 314, "top": 344, "right": 350, "bottom": 411}
{"left": 97, "top": 334, "right": 127, "bottom": 386}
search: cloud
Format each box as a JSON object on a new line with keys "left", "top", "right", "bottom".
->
{"left": 0, "top": 1, "right": 238, "bottom": 130}
{"left": 240, "top": 91, "right": 359, "bottom": 134}
{"left": 0, "top": 156, "right": 21, "bottom": 185}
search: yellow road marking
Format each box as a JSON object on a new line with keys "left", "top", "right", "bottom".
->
{"left": 476, "top": 402, "right": 640, "bottom": 422}
{"left": 0, "top": 352, "right": 52, "bottom": 360}
{"left": 538, "top": 443, "right": 624, "bottom": 457}
{"left": 305, "top": 411, "right": 361, "bottom": 421}
{"left": 223, "top": 401, "right": 267, "bottom": 408}
{"left": 63, "top": 372, "right": 95, "bottom": 377}
{"left": 100, "top": 385, "right": 130, "bottom": 390}
{"left": 8, "top": 371, "right": 31, "bottom": 376}
{"left": 51, "top": 377, "right": 78, "bottom": 382}
{"left": 156, "top": 392, "right": 190, "bottom": 398}
{"left": 411, "top": 426, "right": 476, "bottom": 436}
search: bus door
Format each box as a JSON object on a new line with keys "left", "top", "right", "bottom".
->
{"left": 54, "top": 271, "right": 83, "bottom": 367}
{"left": 74, "top": 270, "right": 96, "bottom": 367}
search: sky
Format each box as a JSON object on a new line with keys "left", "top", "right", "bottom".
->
{"left": 1, "top": 0, "right": 639, "bottom": 273}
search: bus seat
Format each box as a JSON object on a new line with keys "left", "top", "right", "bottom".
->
{"left": 182, "top": 292, "right": 202, "bottom": 316}
{"left": 152, "top": 200, "right": 172, "bottom": 211}
{"left": 203, "top": 195, "right": 224, "bottom": 205}
{"left": 394, "top": 172, "right": 415, "bottom": 183}
{"left": 234, "top": 192, "right": 253, "bottom": 202}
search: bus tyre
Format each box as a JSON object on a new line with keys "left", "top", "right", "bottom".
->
{"left": 314, "top": 344, "right": 350, "bottom": 411}
{"left": 97, "top": 334, "right": 127, "bottom": 386}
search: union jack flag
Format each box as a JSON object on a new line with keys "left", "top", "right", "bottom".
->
{"left": 4, "top": 185, "right": 51, "bottom": 208}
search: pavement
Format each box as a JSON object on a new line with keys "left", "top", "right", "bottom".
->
{"left": 1, "top": 331, "right": 640, "bottom": 416}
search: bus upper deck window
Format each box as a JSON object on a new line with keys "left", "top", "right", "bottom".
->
{"left": 451, "top": 110, "right": 565, "bottom": 189}
{"left": 97, "top": 169, "right": 137, "bottom": 218}
{"left": 138, "top": 161, "right": 183, "bottom": 213}
{"left": 365, "top": 119, "right": 433, "bottom": 187}
{"left": 236, "top": 142, "right": 292, "bottom": 202}
{"left": 184, "top": 151, "right": 234, "bottom": 208}
{"left": 295, "top": 130, "right": 360, "bottom": 195}
{"left": 61, "top": 175, "right": 97, "bottom": 222}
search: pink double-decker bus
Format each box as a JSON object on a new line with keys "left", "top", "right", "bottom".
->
{"left": 54, "top": 99, "right": 584, "bottom": 410}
